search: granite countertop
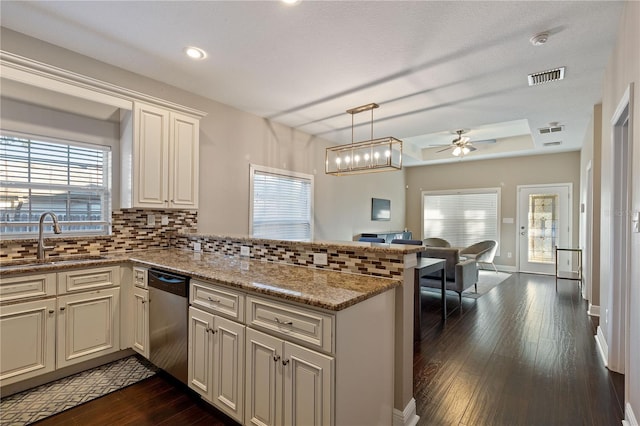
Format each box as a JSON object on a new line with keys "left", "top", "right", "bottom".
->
{"left": 0, "top": 249, "right": 401, "bottom": 311}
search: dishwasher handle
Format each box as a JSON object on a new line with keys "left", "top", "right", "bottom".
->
{"left": 148, "top": 269, "right": 189, "bottom": 297}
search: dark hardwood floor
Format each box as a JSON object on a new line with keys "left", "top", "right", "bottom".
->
{"left": 414, "top": 272, "right": 624, "bottom": 425}
{"left": 34, "top": 273, "right": 623, "bottom": 426}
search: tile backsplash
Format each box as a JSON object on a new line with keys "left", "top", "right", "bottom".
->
{"left": 0, "top": 209, "right": 197, "bottom": 262}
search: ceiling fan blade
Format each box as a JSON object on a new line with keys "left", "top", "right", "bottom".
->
{"left": 467, "top": 145, "right": 478, "bottom": 152}
{"left": 436, "top": 146, "right": 452, "bottom": 153}
{"left": 470, "top": 139, "right": 496, "bottom": 144}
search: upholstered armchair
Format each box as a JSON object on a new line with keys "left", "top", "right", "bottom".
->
{"left": 423, "top": 237, "right": 451, "bottom": 247}
{"left": 460, "top": 240, "right": 498, "bottom": 272}
{"left": 419, "top": 246, "right": 478, "bottom": 306}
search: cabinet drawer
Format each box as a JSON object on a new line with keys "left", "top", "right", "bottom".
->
{"left": 246, "top": 296, "right": 333, "bottom": 353}
{"left": 0, "top": 273, "right": 56, "bottom": 302}
{"left": 133, "top": 267, "right": 147, "bottom": 289}
{"left": 190, "top": 279, "right": 244, "bottom": 322}
{"left": 57, "top": 266, "right": 120, "bottom": 294}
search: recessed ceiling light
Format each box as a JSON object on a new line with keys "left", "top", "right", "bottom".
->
{"left": 281, "top": 0, "right": 300, "bottom": 5}
{"left": 185, "top": 46, "right": 206, "bottom": 60}
{"left": 530, "top": 32, "right": 549, "bottom": 46}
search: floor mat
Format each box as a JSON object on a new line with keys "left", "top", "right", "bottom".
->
{"left": 0, "top": 356, "right": 157, "bottom": 425}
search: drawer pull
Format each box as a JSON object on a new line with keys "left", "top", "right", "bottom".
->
{"left": 207, "top": 296, "right": 221, "bottom": 303}
{"left": 274, "top": 317, "right": 293, "bottom": 326}
{"left": 48, "top": 310, "right": 55, "bottom": 314}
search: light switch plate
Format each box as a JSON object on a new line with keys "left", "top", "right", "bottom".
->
{"left": 313, "top": 253, "right": 328, "bottom": 266}
{"left": 240, "top": 246, "right": 250, "bottom": 257}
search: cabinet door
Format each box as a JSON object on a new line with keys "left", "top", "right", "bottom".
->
{"left": 57, "top": 288, "right": 120, "bottom": 368}
{"left": 134, "top": 102, "right": 169, "bottom": 207}
{"left": 188, "top": 306, "right": 214, "bottom": 401}
{"left": 212, "top": 316, "right": 245, "bottom": 422}
{"left": 283, "top": 342, "right": 334, "bottom": 426}
{"left": 0, "top": 298, "right": 56, "bottom": 386}
{"left": 169, "top": 112, "right": 199, "bottom": 208}
{"left": 245, "top": 328, "right": 283, "bottom": 426}
{"left": 132, "top": 287, "right": 149, "bottom": 359}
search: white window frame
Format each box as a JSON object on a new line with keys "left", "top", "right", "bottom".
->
{"left": 0, "top": 131, "right": 112, "bottom": 238}
{"left": 249, "top": 164, "right": 314, "bottom": 241}
{"left": 421, "top": 187, "right": 501, "bottom": 252}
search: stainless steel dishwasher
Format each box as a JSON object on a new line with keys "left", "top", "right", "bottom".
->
{"left": 148, "top": 268, "right": 190, "bottom": 384}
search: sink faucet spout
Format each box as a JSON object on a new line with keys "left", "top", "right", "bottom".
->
{"left": 37, "top": 212, "right": 62, "bottom": 261}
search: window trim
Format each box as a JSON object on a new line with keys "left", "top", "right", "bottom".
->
{"left": 0, "top": 131, "right": 112, "bottom": 238}
{"left": 249, "top": 164, "right": 314, "bottom": 241}
{"left": 421, "top": 187, "right": 501, "bottom": 253}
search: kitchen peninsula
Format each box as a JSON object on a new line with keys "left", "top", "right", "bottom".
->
{"left": 1, "top": 237, "right": 423, "bottom": 426}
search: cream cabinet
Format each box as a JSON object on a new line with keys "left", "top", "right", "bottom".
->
{"left": 0, "top": 298, "right": 57, "bottom": 386}
{"left": 57, "top": 287, "right": 121, "bottom": 368}
{"left": 245, "top": 325, "right": 333, "bottom": 426}
{"left": 189, "top": 306, "right": 245, "bottom": 423}
{"left": 131, "top": 286, "right": 149, "bottom": 359}
{"left": 124, "top": 101, "right": 199, "bottom": 209}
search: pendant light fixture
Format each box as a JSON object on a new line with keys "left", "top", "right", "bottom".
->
{"left": 325, "top": 103, "right": 402, "bottom": 176}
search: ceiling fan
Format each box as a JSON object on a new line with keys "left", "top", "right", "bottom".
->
{"left": 434, "top": 129, "right": 496, "bottom": 157}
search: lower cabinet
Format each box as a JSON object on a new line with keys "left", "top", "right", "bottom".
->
{"left": 245, "top": 327, "right": 333, "bottom": 426}
{"left": 131, "top": 286, "right": 149, "bottom": 358}
{"left": 0, "top": 298, "right": 57, "bottom": 386}
{"left": 57, "top": 288, "right": 121, "bottom": 368}
{"left": 188, "top": 306, "right": 245, "bottom": 423}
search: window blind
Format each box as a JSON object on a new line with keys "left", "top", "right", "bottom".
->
{"left": 423, "top": 189, "right": 499, "bottom": 249}
{"left": 0, "top": 135, "right": 111, "bottom": 236}
{"left": 251, "top": 166, "right": 313, "bottom": 241}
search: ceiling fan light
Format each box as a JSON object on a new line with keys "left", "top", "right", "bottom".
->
{"left": 452, "top": 146, "right": 462, "bottom": 156}
{"left": 462, "top": 146, "right": 470, "bottom": 155}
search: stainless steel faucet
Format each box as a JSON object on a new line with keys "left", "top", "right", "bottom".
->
{"left": 37, "top": 211, "right": 62, "bottom": 261}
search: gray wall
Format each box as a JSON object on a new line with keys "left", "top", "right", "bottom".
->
{"left": 0, "top": 27, "right": 406, "bottom": 242}
{"left": 405, "top": 151, "right": 581, "bottom": 269}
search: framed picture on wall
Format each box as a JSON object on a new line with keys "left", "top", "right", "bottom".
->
{"left": 371, "top": 198, "right": 391, "bottom": 221}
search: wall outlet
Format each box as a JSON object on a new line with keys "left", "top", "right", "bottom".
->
{"left": 146, "top": 214, "right": 155, "bottom": 226}
{"left": 161, "top": 215, "right": 169, "bottom": 225}
{"left": 313, "top": 253, "right": 328, "bottom": 266}
{"left": 507, "top": 252, "right": 512, "bottom": 258}
{"left": 193, "top": 242, "right": 202, "bottom": 252}
{"left": 240, "top": 246, "right": 251, "bottom": 257}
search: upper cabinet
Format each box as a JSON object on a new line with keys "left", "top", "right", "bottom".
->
{"left": 122, "top": 102, "right": 200, "bottom": 209}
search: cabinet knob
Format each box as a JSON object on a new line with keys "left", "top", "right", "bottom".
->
{"left": 282, "top": 359, "right": 290, "bottom": 366}
{"left": 60, "top": 307, "right": 66, "bottom": 311}
{"left": 141, "top": 300, "right": 146, "bottom": 304}
{"left": 273, "top": 355, "right": 281, "bottom": 362}
{"left": 48, "top": 310, "right": 55, "bottom": 314}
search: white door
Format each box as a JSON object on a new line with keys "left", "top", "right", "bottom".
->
{"left": 283, "top": 341, "right": 334, "bottom": 426}
{"left": 57, "top": 288, "right": 120, "bottom": 368}
{"left": 188, "top": 306, "right": 214, "bottom": 401}
{"left": 245, "top": 328, "right": 282, "bottom": 426}
{"left": 0, "top": 299, "right": 56, "bottom": 385}
{"left": 134, "top": 102, "right": 169, "bottom": 208}
{"left": 169, "top": 112, "right": 199, "bottom": 208}
{"left": 212, "top": 316, "right": 245, "bottom": 422}
{"left": 518, "top": 184, "right": 572, "bottom": 274}
{"left": 132, "top": 287, "right": 149, "bottom": 359}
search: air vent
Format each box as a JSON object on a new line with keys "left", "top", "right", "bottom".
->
{"left": 528, "top": 67, "right": 565, "bottom": 86}
{"left": 543, "top": 141, "right": 562, "bottom": 147}
{"left": 538, "top": 125, "right": 564, "bottom": 134}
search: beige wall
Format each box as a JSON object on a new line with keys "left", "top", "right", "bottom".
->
{"left": 598, "top": 0, "right": 640, "bottom": 419}
{"left": 405, "top": 152, "right": 581, "bottom": 269}
{"left": 0, "top": 28, "right": 405, "bottom": 242}
{"left": 579, "top": 104, "right": 602, "bottom": 308}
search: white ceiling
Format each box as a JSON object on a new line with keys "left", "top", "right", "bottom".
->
{"left": 0, "top": 1, "right": 625, "bottom": 166}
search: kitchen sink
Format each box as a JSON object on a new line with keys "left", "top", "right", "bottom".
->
{"left": 0, "top": 255, "right": 110, "bottom": 271}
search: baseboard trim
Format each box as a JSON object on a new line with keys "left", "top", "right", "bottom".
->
{"left": 595, "top": 326, "right": 609, "bottom": 367}
{"left": 493, "top": 265, "right": 516, "bottom": 273}
{"left": 588, "top": 304, "right": 600, "bottom": 317}
{"left": 624, "top": 402, "right": 639, "bottom": 426}
{"left": 393, "top": 398, "right": 420, "bottom": 426}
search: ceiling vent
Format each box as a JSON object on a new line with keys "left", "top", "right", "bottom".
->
{"left": 538, "top": 124, "right": 564, "bottom": 134}
{"left": 528, "top": 67, "right": 565, "bottom": 86}
{"left": 543, "top": 141, "right": 562, "bottom": 147}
